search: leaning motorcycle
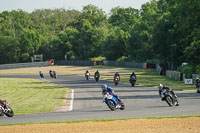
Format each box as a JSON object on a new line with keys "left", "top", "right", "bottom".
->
{"left": 103, "top": 92, "right": 125, "bottom": 111}
{"left": 160, "top": 89, "right": 179, "bottom": 106}
{"left": 0, "top": 100, "right": 14, "bottom": 117}
{"left": 85, "top": 72, "right": 90, "bottom": 80}
{"left": 114, "top": 76, "right": 120, "bottom": 85}
{"left": 129, "top": 76, "right": 136, "bottom": 87}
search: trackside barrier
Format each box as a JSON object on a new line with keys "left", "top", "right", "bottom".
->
{"left": 0, "top": 62, "right": 48, "bottom": 69}
{"left": 103, "top": 60, "right": 145, "bottom": 69}
{"left": 56, "top": 60, "right": 94, "bottom": 66}
{"left": 166, "top": 70, "right": 182, "bottom": 81}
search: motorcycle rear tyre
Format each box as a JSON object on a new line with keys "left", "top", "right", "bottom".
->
{"left": 120, "top": 102, "right": 125, "bottom": 110}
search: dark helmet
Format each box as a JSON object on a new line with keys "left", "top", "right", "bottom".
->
{"left": 132, "top": 72, "right": 135, "bottom": 74}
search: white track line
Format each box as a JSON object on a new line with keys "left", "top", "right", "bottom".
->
{"left": 69, "top": 89, "right": 74, "bottom": 111}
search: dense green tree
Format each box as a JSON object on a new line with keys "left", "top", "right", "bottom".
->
{"left": 70, "top": 5, "right": 108, "bottom": 60}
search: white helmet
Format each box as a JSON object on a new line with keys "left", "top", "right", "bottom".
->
{"left": 101, "top": 84, "right": 107, "bottom": 90}
{"left": 158, "top": 83, "right": 163, "bottom": 89}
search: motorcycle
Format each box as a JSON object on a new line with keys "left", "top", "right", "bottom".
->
{"left": 94, "top": 74, "right": 100, "bottom": 82}
{"left": 49, "top": 71, "right": 54, "bottom": 78}
{"left": 197, "top": 83, "right": 200, "bottom": 93}
{"left": 114, "top": 76, "right": 120, "bottom": 85}
{"left": 160, "top": 89, "right": 179, "bottom": 106}
{"left": 39, "top": 73, "right": 44, "bottom": 78}
{"left": 53, "top": 71, "right": 57, "bottom": 79}
{"left": 103, "top": 92, "right": 125, "bottom": 111}
{"left": 129, "top": 76, "right": 136, "bottom": 87}
{"left": 0, "top": 100, "right": 14, "bottom": 117}
{"left": 85, "top": 72, "right": 90, "bottom": 80}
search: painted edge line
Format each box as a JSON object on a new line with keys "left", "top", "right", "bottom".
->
{"left": 69, "top": 89, "right": 74, "bottom": 111}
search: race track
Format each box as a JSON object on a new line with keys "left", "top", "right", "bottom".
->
{"left": 0, "top": 75, "right": 200, "bottom": 124}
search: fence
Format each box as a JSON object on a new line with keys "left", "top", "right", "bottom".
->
{"left": 56, "top": 60, "right": 94, "bottom": 66}
{"left": 103, "top": 60, "right": 145, "bottom": 69}
{"left": 166, "top": 70, "right": 183, "bottom": 81}
{"left": 0, "top": 62, "right": 48, "bottom": 69}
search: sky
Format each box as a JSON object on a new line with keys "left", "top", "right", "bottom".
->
{"left": 0, "top": 0, "right": 150, "bottom": 14}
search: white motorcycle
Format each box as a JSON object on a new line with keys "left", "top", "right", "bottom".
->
{"left": 0, "top": 100, "right": 14, "bottom": 117}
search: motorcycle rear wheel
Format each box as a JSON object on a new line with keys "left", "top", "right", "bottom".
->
{"left": 115, "top": 82, "right": 118, "bottom": 85}
{"left": 120, "top": 102, "right": 125, "bottom": 110}
{"left": 131, "top": 83, "right": 135, "bottom": 87}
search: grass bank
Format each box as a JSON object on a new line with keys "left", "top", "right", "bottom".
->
{"left": 0, "top": 78, "right": 69, "bottom": 115}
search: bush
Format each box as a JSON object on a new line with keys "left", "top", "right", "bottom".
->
{"left": 177, "top": 65, "right": 194, "bottom": 78}
{"left": 195, "top": 65, "right": 200, "bottom": 74}
{"left": 116, "top": 56, "right": 135, "bottom": 62}
{"left": 90, "top": 56, "right": 106, "bottom": 61}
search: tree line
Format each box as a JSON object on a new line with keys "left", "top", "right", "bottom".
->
{"left": 0, "top": 0, "right": 200, "bottom": 71}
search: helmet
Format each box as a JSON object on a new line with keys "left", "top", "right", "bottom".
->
{"left": 196, "top": 77, "right": 199, "bottom": 80}
{"left": 132, "top": 72, "right": 135, "bottom": 74}
{"left": 158, "top": 83, "right": 163, "bottom": 89}
{"left": 101, "top": 84, "right": 107, "bottom": 90}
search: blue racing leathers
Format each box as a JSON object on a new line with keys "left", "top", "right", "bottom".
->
{"left": 102, "top": 87, "right": 121, "bottom": 102}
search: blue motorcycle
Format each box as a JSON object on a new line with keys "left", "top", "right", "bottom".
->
{"left": 103, "top": 92, "right": 125, "bottom": 111}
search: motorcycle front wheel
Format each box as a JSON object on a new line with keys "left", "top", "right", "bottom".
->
{"left": 5, "top": 106, "right": 14, "bottom": 117}
{"left": 166, "top": 96, "right": 173, "bottom": 107}
{"left": 106, "top": 101, "right": 116, "bottom": 111}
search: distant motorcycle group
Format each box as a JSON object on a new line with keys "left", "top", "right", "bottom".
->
{"left": 85, "top": 69, "right": 100, "bottom": 82}
{"left": 39, "top": 70, "right": 57, "bottom": 79}
{"left": 85, "top": 70, "right": 137, "bottom": 87}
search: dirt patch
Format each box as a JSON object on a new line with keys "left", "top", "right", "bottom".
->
{"left": 1, "top": 117, "right": 200, "bottom": 133}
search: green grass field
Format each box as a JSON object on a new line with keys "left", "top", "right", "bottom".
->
{"left": 0, "top": 78, "right": 69, "bottom": 115}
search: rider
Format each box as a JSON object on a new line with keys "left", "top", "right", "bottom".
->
{"left": 85, "top": 69, "right": 89, "bottom": 74}
{"left": 0, "top": 100, "right": 6, "bottom": 108}
{"left": 130, "top": 72, "right": 136, "bottom": 80}
{"left": 196, "top": 77, "right": 200, "bottom": 88}
{"left": 39, "top": 70, "right": 44, "bottom": 78}
{"left": 114, "top": 72, "right": 120, "bottom": 80}
{"left": 158, "top": 84, "right": 178, "bottom": 103}
{"left": 101, "top": 84, "right": 121, "bottom": 104}
{"left": 49, "top": 70, "right": 53, "bottom": 77}
{"left": 94, "top": 70, "right": 100, "bottom": 77}
{"left": 53, "top": 70, "right": 57, "bottom": 78}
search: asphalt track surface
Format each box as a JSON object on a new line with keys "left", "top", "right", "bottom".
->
{"left": 0, "top": 74, "right": 200, "bottom": 124}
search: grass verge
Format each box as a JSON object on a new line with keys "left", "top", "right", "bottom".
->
{"left": 0, "top": 78, "right": 69, "bottom": 115}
